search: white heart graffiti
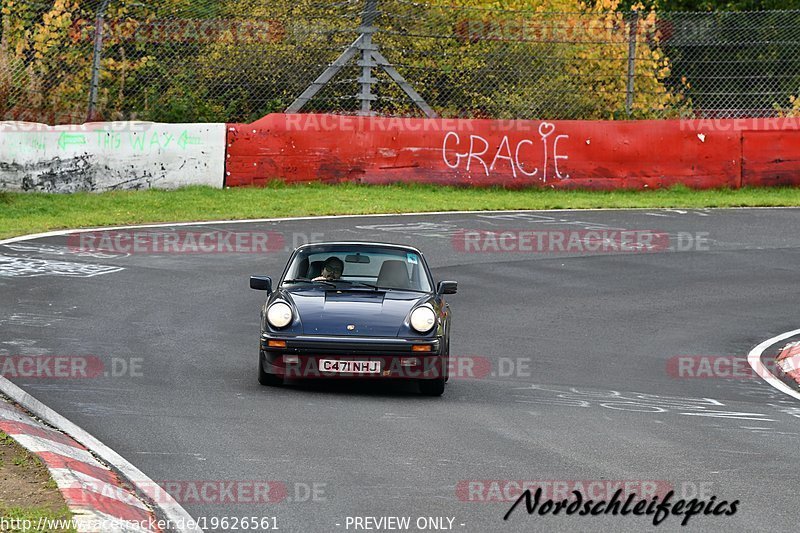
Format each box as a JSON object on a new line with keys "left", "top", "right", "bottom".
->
{"left": 442, "top": 122, "right": 570, "bottom": 182}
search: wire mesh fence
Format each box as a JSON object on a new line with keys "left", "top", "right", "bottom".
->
{"left": 2, "top": 0, "right": 800, "bottom": 124}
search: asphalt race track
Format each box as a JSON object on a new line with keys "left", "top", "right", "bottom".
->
{"left": 2, "top": 208, "right": 800, "bottom": 532}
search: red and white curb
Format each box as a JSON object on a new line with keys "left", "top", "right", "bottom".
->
{"left": 0, "top": 376, "right": 201, "bottom": 533}
{"left": 0, "top": 400, "right": 157, "bottom": 532}
{"left": 748, "top": 328, "right": 800, "bottom": 402}
{"left": 775, "top": 341, "right": 800, "bottom": 386}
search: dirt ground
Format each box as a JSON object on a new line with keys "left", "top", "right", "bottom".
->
{"left": 0, "top": 431, "right": 72, "bottom": 524}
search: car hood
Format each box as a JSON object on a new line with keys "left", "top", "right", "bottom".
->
{"left": 285, "top": 288, "right": 427, "bottom": 336}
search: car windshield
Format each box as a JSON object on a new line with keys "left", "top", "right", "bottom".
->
{"left": 283, "top": 246, "right": 432, "bottom": 292}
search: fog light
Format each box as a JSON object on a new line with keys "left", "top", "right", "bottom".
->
{"left": 268, "top": 340, "right": 286, "bottom": 348}
{"left": 400, "top": 357, "right": 420, "bottom": 367}
{"left": 283, "top": 355, "right": 299, "bottom": 364}
{"left": 411, "top": 345, "right": 432, "bottom": 352}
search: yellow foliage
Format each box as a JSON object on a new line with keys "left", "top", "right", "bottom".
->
{"left": 0, "top": 0, "right": 185, "bottom": 122}
{"left": 777, "top": 94, "right": 800, "bottom": 117}
{"left": 413, "top": 0, "right": 685, "bottom": 118}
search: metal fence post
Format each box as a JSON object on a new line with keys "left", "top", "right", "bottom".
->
{"left": 287, "top": 0, "right": 436, "bottom": 117}
{"left": 358, "top": 0, "right": 379, "bottom": 115}
{"left": 87, "top": 0, "right": 111, "bottom": 122}
{"left": 625, "top": 10, "right": 639, "bottom": 117}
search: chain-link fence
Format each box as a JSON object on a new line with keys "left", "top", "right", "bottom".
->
{"left": 2, "top": 0, "right": 800, "bottom": 124}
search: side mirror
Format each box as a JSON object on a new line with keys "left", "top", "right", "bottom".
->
{"left": 250, "top": 276, "right": 272, "bottom": 293}
{"left": 437, "top": 280, "right": 458, "bottom": 295}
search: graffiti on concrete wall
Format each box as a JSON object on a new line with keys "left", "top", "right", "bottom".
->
{"left": 442, "top": 122, "right": 570, "bottom": 182}
{"left": 0, "top": 123, "right": 225, "bottom": 193}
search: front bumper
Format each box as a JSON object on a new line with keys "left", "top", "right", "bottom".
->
{"left": 259, "top": 334, "right": 444, "bottom": 380}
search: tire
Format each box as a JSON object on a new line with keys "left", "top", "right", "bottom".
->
{"left": 258, "top": 358, "right": 283, "bottom": 387}
{"left": 419, "top": 377, "right": 445, "bottom": 396}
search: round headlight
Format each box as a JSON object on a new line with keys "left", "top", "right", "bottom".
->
{"left": 410, "top": 306, "right": 436, "bottom": 333}
{"left": 267, "top": 302, "right": 293, "bottom": 328}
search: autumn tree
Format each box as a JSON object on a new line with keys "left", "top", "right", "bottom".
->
{"left": 1, "top": 0, "right": 688, "bottom": 122}
{"left": 0, "top": 0, "right": 203, "bottom": 123}
{"left": 197, "top": 0, "right": 685, "bottom": 120}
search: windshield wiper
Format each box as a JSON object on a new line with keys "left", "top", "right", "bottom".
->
{"left": 332, "top": 280, "right": 382, "bottom": 290}
{"left": 333, "top": 280, "right": 422, "bottom": 291}
{"left": 285, "top": 279, "right": 389, "bottom": 291}
{"left": 283, "top": 278, "right": 337, "bottom": 289}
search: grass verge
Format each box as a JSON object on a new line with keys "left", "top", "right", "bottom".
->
{"left": 2, "top": 182, "right": 800, "bottom": 239}
{"left": 0, "top": 431, "right": 75, "bottom": 532}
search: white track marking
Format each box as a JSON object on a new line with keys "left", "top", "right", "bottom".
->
{"left": 3, "top": 242, "right": 129, "bottom": 258}
{"left": 0, "top": 206, "right": 793, "bottom": 247}
{"left": 0, "top": 254, "right": 124, "bottom": 278}
{"left": 747, "top": 329, "right": 800, "bottom": 402}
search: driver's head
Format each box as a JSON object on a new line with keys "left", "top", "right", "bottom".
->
{"left": 321, "top": 257, "right": 344, "bottom": 280}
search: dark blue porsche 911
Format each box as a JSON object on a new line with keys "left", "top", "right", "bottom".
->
{"left": 250, "top": 242, "right": 457, "bottom": 396}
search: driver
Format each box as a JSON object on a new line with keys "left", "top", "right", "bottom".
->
{"left": 313, "top": 256, "right": 344, "bottom": 281}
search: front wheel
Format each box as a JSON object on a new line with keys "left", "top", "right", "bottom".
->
{"left": 419, "top": 377, "right": 445, "bottom": 396}
{"left": 258, "top": 359, "right": 283, "bottom": 387}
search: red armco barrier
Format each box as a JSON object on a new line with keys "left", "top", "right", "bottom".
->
{"left": 225, "top": 114, "right": 800, "bottom": 189}
{"left": 741, "top": 130, "right": 800, "bottom": 187}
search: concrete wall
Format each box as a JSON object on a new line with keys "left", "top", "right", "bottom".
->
{"left": 226, "top": 114, "right": 800, "bottom": 189}
{"left": 0, "top": 122, "right": 226, "bottom": 192}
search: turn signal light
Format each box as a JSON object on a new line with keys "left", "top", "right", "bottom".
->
{"left": 268, "top": 340, "right": 287, "bottom": 348}
{"left": 411, "top": 345, "right": 432, "bottom": 352}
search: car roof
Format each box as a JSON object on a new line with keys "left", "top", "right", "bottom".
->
{"left": 293, "top": 241, "right": 424, "bottom": 255}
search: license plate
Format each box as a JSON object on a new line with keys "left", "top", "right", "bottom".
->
{"left": 319, "top": 359, "right": 380, "bottom": 374}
